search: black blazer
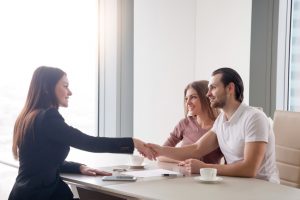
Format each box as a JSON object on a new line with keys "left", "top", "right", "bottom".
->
{"left": 9, "top": 108, "right": 134, "bottom": 200}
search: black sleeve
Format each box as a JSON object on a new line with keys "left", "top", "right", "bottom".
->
{"left": 42, "top": 108, "right": 134, "bottom": 154}
{"left": 60, "top": 161, "right": 82, "bottom": 173}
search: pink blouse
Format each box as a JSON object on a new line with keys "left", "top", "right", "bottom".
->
{"left": 163, "top": 116, "right": 223, "bottom": 164}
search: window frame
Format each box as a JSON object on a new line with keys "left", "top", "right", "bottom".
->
{"left": 276, "top": 0, "right": 292, "bottom": 111}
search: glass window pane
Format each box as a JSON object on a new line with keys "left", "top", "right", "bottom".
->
{"left": 289, "top": 0, "right": 300, "bottom": 111}
{"left": 0, "top": 0, "right": 98, "bottom": 162}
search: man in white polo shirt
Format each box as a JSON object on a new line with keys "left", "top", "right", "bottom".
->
{"left": 148, "top": 67, "right": 279, "bottom": 183}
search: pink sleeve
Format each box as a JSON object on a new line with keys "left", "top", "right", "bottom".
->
{"left": 163, "top": 121, "right": 184, "bottom": 147}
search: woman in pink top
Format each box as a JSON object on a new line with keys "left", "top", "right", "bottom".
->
{"left": 159, "top": 80, "right": 223, "bottom": 164}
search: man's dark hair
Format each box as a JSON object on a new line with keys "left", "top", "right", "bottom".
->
{"left": 212, "top": 67, "right": 244, "bottom": 102}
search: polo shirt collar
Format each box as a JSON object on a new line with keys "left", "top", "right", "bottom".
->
{"left": 225, "top": 102, "right": 247, "bottom": 123}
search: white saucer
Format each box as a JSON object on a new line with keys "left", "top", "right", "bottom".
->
{"left": 194, "top": 176, "right": 223, "bottom": 183}
{"left": 128, "top": 164, "right": 146, "bottom": 169}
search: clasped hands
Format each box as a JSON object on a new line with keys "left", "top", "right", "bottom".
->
{"left": 133, "top": 139, "right": 166, "bottom": 160}
{"left": 133, "top": 138, "right": 159, "bottom": 160}
{"left": 134, "top": 139, "right": 206, "bottom": 174}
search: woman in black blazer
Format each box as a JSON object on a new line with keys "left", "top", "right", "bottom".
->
{"left": 9, "top": 66, "right": 155, "bottom": 200}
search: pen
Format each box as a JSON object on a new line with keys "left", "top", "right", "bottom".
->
{"left": 162, "top": 173, "right": 184, "bottom": 177}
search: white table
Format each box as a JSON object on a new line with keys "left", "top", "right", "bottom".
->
{"left": 62, "top": 150, "right": 300, "bottom": 200}
{"left": 104, "top": 175, "right": 300, "bottom": 200}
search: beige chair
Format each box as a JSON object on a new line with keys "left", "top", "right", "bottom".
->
{"left": 273, "top": 110, "right": 300, "bottom": 188}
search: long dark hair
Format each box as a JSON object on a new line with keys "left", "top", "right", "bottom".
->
{"left": 184, "top": 80, "right": 219, "bottom": 121}
{"left": 12, "top": 66, "right": 66, "bottom": 159}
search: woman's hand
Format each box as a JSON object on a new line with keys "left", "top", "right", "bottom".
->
{"left": 133, "top": 138, "right": 158, "bottom": 160}
{"left": 79, "top": 165, "right": 112, "bottom": 176}
{"left": 179, "top": 159, "right": 206, "bottom": 174}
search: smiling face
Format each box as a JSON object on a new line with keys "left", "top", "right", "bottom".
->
{"left": 207, "top": 74, "right": 228, "bottom": 109}
{"left": 185, "top": 87, "right": 202, "bottom": 116}
{"left": 55, "top": 75, "right": 72, "bottom": 107}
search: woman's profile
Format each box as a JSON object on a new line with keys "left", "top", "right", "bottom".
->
{"left": 9, "top": 66, "right": 155, "bottom": 200}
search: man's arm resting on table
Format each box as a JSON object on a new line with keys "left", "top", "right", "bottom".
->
{"left": 205, "top": 141, "right": 266, "bottom": 178}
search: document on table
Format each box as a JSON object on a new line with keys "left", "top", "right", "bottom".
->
{"left": 122, "top": 169, "right": 180, "bottom": 178}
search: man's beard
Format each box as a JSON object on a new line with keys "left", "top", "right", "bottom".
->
{"left": 210, "top": 98, "right": 226, "bottom": 108}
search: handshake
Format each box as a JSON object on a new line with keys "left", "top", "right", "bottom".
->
{"left": 133, "top": 138, "right": 162, "bottom": 160}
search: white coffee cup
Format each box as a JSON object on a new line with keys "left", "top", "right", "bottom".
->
{"left": 130, "top": 155, "right": 144, "bottom": 166}
{"left": 200, "top": 168, "right": 217, "bottom": 180}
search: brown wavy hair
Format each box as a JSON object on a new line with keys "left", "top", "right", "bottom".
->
{"left": 12, "top": 66, "right": 66, "bottom": 159}
{"left": 184, "top": 80, "right": 219, "bottom": 121}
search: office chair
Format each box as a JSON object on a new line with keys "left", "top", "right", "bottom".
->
{"left": 273, "top": 110, "right": 300, "bottom": 188}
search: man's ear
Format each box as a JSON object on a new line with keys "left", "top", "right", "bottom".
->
{"left": 227, "top": 82, "right": 235, "bottom": 94}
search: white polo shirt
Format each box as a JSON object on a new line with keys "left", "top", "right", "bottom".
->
{"left": 211, "top": 103, "right": 279, "bottom": 183}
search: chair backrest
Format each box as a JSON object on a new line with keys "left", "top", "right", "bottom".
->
{"left": 273, "top": 110, "right": 300, "bottom": 188}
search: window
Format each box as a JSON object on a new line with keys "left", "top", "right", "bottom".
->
{"left": 0, "top": 0, "right": 98, "bottom": 161}
{"left": 289, "top": 0, "right": 300, "bottom": 111}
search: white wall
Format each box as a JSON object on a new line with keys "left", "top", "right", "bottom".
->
{"left": 134, "top": 0, "right": 197, "bottom": 143}
{"left": 134, "top": 0, "right": 252, "bottom": 144}
{"left": 195, "top": 0, "right": 252, "bottom": 103}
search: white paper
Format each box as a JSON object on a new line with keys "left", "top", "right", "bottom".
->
{"left": 122, "top": 169, "right": 180, "bottom": 178}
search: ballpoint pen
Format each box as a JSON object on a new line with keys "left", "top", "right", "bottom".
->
{"left": 162, "top": 173, "right": 185, "bottom": 177}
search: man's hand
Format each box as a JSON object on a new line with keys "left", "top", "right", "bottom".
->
{"left": 179, "top": 159, "right": 207, "bottom": 174}
{"left": 79, "top": 165, "right": 112, "bottom": 176}
{"left": 146, "top": 143, "right": 164, "bottom": 156}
